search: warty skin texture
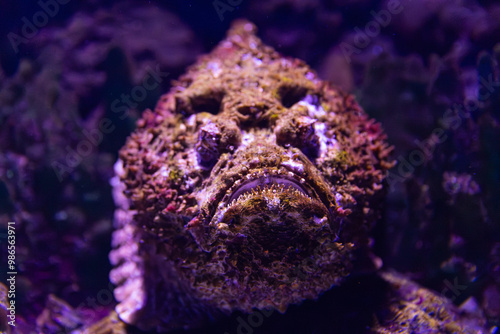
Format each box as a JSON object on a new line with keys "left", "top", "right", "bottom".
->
{"left": 109, "top": 20, "right": 393, "bottom": 331}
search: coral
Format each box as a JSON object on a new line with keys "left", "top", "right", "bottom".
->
{"left": 0, "top": 2, "right": 200, "bottom": 328}
{"left": 36, "top": 294, "right": 84, "bottom": 333}
{"left": 358, "top": 42, "right": 500, "bottom": 331}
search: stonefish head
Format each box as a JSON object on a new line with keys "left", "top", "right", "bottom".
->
{"left": 110, "top": 20, "right": 393, "bottom": 332}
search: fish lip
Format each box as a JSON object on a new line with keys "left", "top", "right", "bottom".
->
{"left": 221, "top": 168, "right": 315, "bottom": 205}
{"left": 190, "top": 158, "right": 339, "bottom": 251}
{"left": 207, "top": 165, "right": 332, "bottom": 226}
{"left": 226, "top": 173, "right": 312, "bottom": 204}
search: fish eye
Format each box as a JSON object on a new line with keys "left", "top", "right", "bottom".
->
{"left": 275, "top": 115, "right": 320, "bottom": 159}
{"left": 195, "top": 120, "right": 241, "bottom": 167}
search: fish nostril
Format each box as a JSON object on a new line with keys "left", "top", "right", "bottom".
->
{"left": 237, "top": 105, "right": 265, "bottom": 117}
{"left": 236, "top": 104, "right": 270, "bottom": 129}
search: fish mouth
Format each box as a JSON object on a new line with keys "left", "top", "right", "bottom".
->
{"left": 227, "top": 174, "right": 310, "bottom": 204}
{"left": 210, "top": 166, "right": 333, "bottom": 229}
{"left": 188, "top": 148, "right": 341, "bottom": 252}
{"left": 199, "top": 165, "right": 340, "bottom": 272}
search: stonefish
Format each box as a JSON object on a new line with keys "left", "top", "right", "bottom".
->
{"left": 110, "top": 20, "right": 393, "bottom": 332}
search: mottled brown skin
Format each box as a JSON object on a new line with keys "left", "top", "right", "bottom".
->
{"left": 110, "top": 20, "right": 393, "bottom": 331}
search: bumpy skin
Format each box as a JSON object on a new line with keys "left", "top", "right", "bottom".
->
{"left": 110, "top": 20, "right": 393, "bottom": 331}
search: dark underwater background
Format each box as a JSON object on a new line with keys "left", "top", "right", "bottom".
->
{"left": 0, "top": 0, "right": 499, "bottom": 333}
